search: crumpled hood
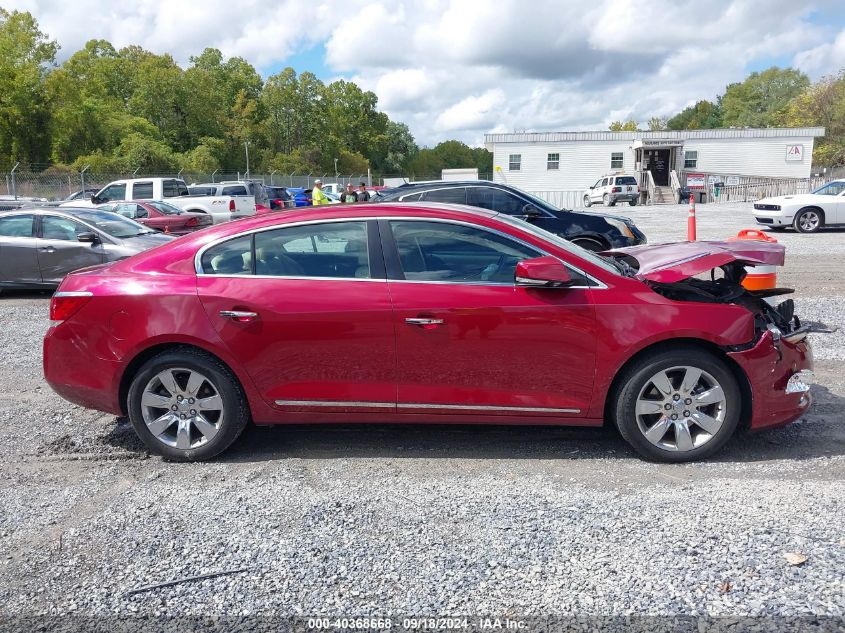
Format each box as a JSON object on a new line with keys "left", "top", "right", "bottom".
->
{"left": 607, "top": 240, "right": 786, "bottom": 283}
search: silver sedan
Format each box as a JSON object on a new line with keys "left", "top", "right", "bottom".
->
{"left": 0, "top": 207, "right": 173, "bottom": 291}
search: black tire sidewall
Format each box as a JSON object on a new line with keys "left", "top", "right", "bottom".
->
{"left": 127, "top": 350, "right": 249, "bottom": 461}
{"left": 614, "top": 349, "right": 741, "bottom": 462}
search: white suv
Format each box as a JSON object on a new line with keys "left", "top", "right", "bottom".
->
{"left": 584, "top": 174, "right": 640, "bottom": 207}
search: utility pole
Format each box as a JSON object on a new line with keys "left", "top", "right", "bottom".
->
{"left": 334, "top": 158, "right": 338, "bottom": 181}
{"left": 244, "top": 141, "right": 250, "bottom": 179}
{"left": 10, "top": 163, "right": 19, "bottom": 200}
{"left": 80, "top": 165, "right": 90, "bottom": 195}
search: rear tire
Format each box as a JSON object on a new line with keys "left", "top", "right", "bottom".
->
{"left": 794, "top": 208, "right": 823, "bottom": 233}
{"left": 612, "top": 348, "right": 740, "bottom": 462}
{"left": 127, "top": 348, "right": 250, "bottom": 461}
{"left": 602, "top": 194, "right": 610, "bottom": 206}
{"left": 628, "top": 199, "right": 638, "bottom": 206}
{"left": 583, "top": 195, "right": 592, "bottom": 208}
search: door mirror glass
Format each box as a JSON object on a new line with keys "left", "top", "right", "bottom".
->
{"left": 77, "top": 232, "right": 97, "bottom": 243}
{"left": 515, "top": 256, "right": 573, "bottom": 288}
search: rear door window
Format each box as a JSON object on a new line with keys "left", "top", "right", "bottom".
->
{"left": 256, "top": 221, "right": 370, "bottom": 279}
{"left": 0, "top": 214, "right": 34, "bottom": 238}
{"left": 132, "top": 181, "right": 154, "bottom": 199}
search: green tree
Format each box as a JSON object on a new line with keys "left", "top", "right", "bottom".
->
{"left": 377, "top": 121, "right": 418, "bottom": 173}
{"left": 0, "top": 9, "right": 58, "bottom": 166}
{"left": 720, "top": 67, "right": 810, "bottom": 127}
{"left": 777, "top": 71, "right": 845, "bottom": 166}
{"left": 647, "top": 116, "right": 667, "bottom": 131}
{"left": 666, "top": 100, "right": 722, "bottom": 130}
{"left": 608, "top": 120, "right": 639, "bottom": 131}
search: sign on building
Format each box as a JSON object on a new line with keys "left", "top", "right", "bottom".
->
{"left": 785, "top": 145, "right": 804, "bottom": 161}
{"left": 686, "top": 173, "right": 706, "bottom": 189}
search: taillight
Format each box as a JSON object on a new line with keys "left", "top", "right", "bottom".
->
{"left": 637, "top": 186, "right": 640, "bottom": 192}
{"left": 50, "top": 291, "right": 92, "bottom": 322}
{"left": 229, "top": 199, "right": 235, "bottom": 211}
{"left": 185, "top": 217, "right": 199, "bottom": 227}
{"left": 612, "top": 186, "right": 621, "bottom": 193}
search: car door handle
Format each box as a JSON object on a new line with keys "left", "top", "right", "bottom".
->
{"left": 40, "top": 246, "right": 55, "bottom": 253}
{"left": 219, "top": 310, "right": 258, "bottom": 322}
{"left": 405, "top": 317, "right": 444, "bottom": 326}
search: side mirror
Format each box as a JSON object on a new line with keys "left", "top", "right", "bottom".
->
{"left": 515, "top": 256, "right": 573, "bottom": 288}
{"left": 522, "top": 204, "right": 542, "bottom": 218}
{"left": 90, "top": 194, "right": 101, "bottom": 204}
{"left": 77, "top": 232, "right": 97, "bottom": 243}
{"left": 589, "top": 186, "right": 594, "bottom": 189}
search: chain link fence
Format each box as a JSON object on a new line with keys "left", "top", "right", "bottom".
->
{"left": 0, "top": 168, "right": 500, "bottom": 202}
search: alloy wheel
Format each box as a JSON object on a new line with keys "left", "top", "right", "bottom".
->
{"left": 634, "top": 365, "right": 727, "bottom": 452}
{"left": 797, "top": 210, "right": 820, "bottom": 232}
{"left": 140, "top": 368, "right": 224, "bottom": 449}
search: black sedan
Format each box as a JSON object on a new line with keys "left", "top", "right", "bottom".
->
{"left": 376, "top": 180, "right": 646, "bottom": 251}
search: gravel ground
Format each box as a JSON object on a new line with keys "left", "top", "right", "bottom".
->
{"left": 0, "top": 201, "right": 843, "bottom": 632}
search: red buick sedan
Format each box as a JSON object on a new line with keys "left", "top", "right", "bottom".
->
{"left": 43, "top": 204, "right": 813, "bottom": 462}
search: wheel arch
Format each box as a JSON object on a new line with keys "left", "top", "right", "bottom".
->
{"left": 795, "top": 205, "right": 825, "bottom": 222}
{"left": 118, "top": 342, "right": 248, "bottom": 416}
{"left": 602, "top": 337, "right": 752, "bottom": 430}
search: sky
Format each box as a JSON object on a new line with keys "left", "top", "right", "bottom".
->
{"left": 6, "top": 0, "right": 845, "bottom": 147}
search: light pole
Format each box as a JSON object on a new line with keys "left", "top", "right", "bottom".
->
{"left": 334, "top": 158, "right": 338, "bottom": 181}
{"left": 244, "top": 141, "right": 250, "bottom": 179}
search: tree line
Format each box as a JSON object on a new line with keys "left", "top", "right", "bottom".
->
{"left": 0, "top": 8, "right": 491, "bottom": 178}
{"left": 609, "top": 66, "right": 845, "bottom": 167}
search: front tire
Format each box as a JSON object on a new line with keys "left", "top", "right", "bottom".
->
{"left": 127, "top": 348, "right": 250, "bottom": 461}
{"left": 613, "top": 348, "right": 740, "bottom": 462}
{"left": 583, "top": 195, "right": 592, "bottom": 208}
{"left": 794, "top": 208, "right": 823, "bottom": 233}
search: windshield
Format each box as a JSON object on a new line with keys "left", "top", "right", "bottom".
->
{"left": 71, "top": 210, "right": 153, "bottom": 238}
{"left": 812, "top": 182, "right": 845, "bottom": 196}
{"left": 148, "top": 201, "right": 182, "bottom": 215}
{"left": 494, "top": 214, "right": 620, "bottom": 275}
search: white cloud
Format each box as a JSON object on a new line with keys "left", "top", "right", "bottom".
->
{"left": 5, "top": 0, "right": 845, "bottom": 146}
{"left": 795, "top": 27, "right": 845, "bottom": 77}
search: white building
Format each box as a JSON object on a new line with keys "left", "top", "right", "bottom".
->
{"left": 484, "top": 127, "right": 825, "bottom": 205}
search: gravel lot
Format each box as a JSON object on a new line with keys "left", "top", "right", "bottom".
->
{"left": 0, "top": 201, "right": 843, "bottom": 631}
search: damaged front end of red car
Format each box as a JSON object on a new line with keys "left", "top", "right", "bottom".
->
{"left": 607, "top": 240, "right": 814, "bottom": 431}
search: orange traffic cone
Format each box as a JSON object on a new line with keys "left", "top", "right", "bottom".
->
{"left": 164, "top": 225, "right": 171, "bottom": 235}
{"left": 727, "top": 229, "right": 779, "bottom": 290}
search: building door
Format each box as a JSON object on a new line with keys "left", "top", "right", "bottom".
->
{"left": 647, "top": 149, "right": 671, "bottom": 186}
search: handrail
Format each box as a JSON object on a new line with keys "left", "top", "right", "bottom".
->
{"left": 639, "top": 170, "right": 656, "bottom": 204}
{"left": 669, "top": 169, "right": 681, "bottom": 191}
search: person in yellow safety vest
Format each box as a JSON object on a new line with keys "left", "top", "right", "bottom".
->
{"left": 311, "top": 179, "right": 330, "bottom": 206}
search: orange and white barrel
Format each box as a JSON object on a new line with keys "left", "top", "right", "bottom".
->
{"left": 727, "top": 229, "right": 779, "bottom": 291}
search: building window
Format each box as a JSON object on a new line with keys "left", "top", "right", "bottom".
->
{"left": 508, "top": 154, "right": 521, "bottom": 171}
{"left": 610, "top": 152, "right": 624, "bottom": 169}
{"left": 546, "top": 153, "right": 559, "bottom": 170}
{"left": 684, "top": 150, "right": 698, "bottom": 169}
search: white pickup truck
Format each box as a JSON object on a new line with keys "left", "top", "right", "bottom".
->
{"left": 60, "top": 177, "right": 255, "bottom": 224}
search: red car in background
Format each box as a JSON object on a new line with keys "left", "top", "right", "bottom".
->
{"left": 43, "top": 204, "right": 813, "bottom": 463}
{"left": 98, "top": 200, "right": 213, "bottom": 234}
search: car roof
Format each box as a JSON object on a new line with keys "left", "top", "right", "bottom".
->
{"left": 185, "top": 202, "right": 498, "bottom": 239}
{"left": 394, "top": 180, "right": 498, "bottom": 189}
